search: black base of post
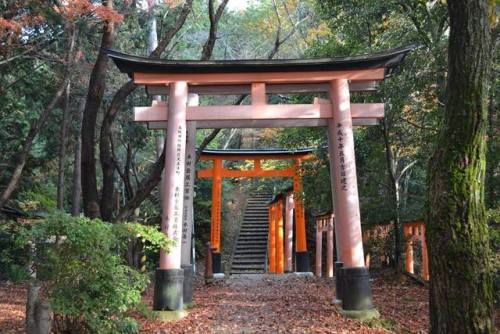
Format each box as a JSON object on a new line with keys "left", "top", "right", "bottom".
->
{"left": 181, "top": 265, "right": 194, "bottom": 305}
{"left": 340, "top": 267, "right": 374, "bottom": 311}
{"left": 212, "top": 252, "right": 223, "bottom": 274}
{"left": 334, "top": 261, "right": 344, "bottom": 302}
{"left": 295, "top": 251, "right": 310, "bottom": 272}
{"left": 153, "top": 269, "right": 184, "bottom": 311}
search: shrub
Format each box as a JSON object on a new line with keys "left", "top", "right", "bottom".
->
{"left": 0, "top": 220, "right": 30, "bottom": 281}
{"left": 18, "top": 212, "right": 172, "bottom": 333}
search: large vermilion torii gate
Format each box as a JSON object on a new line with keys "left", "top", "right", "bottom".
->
{"left": 198, "top": 148, "right": 313, "bottom": 275}
{"left": 107, "top": 44, "right": 415, "bottom": 318}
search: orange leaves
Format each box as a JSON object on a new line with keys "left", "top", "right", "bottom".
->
{"left": 164, "top": 0, "right": 184, "bottom": 8}
{"left": 54, "top": 0, "right": 124, "bottom": 23}
{"left": 0, "top": 13, "right": 45, "bottom": 40}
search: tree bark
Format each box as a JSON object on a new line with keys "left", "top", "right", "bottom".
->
{"left": 56, "top": 81, "right": 71, "bottom": 211}
{"left": 71, "top": 99, "right": 84, "bottom": 217}
{"left": 81, "top": 0, "right": 115, "bottom": 219}
{"left": 200, "top": 0, "right": 230, "bottom": 60}
{"left": 428, "top": 1, "right": 494, "bottom": 333}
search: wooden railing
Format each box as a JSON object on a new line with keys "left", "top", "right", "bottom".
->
{"left": 403, "top": 221, "right": 429, "bottom": 281}
{"left": 314, "top": 213, "right": 335, "bottom": 277}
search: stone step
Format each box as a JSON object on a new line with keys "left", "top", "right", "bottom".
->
{"left": 234, "top": 254, "right": 266, "bottom": 261}
{"left": 236, "top": 244, "right": 267, "bottom": 248}
{"left": 231, "top": 264, "right": 265, "bottom": 270}
{"left": 234, "top": 250, "right": 266, "bottom": 255}
{"left": 232, "top": 258, "right": 264, "bottom": 264}
{"left": 237, "top": 239, "right": 267, "bottom": 243}
{"left": 240, "top": 227, "right": 268, "bottom": 230}
{"left": 240, "top": 229, "right": 269, "bottom": 235}
{"left": 238, "top": 239, "right": 268, "bottom": 244}
{"left": 236, "top": 244, "right": 267, "bottom": 249}
{"left": 239, "top": 231, "right": 268, "bottom": 235}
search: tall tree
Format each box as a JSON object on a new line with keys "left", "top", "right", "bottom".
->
{"left": 427, "top": 1, "right": 495, "bottom": 332}
{"left": 81, "top": 0, "right": 117, "bottom": 218}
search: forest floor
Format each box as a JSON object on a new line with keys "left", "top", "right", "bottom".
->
{"left": 0, "top": 269, "right": 433, "bottom": 333}
{"left": 137, "top": 269, "right": 429, "bottom": 334}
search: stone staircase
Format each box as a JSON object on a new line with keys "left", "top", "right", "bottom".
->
{"left": 230, "top": 194, "right": 273, "bottom": 274}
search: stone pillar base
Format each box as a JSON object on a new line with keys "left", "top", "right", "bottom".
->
{"left": 334, "top": 261, "right": 344, "bottom": 304}
{"left": 339, "top": 307, "right": 380, "bottom": 321}
{"left": 340, "top": 267, "right": 374, "bottom": 311}
{"left": 212, "top": 252, "right": 223, "bottom": 274}
{"left": 295, "top": 251, "right": 310, "bottom": 272}
{"left": 154, "top": 310, "right": 188, "bottom": 322}
{"left": 153, "top": 269, "right": 184, "bottom": 311}
{"left": 181, "top": 265, "right": 194, "bottom": 306}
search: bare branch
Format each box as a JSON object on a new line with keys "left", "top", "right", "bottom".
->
{"left": 200, "top": 0, "right": 230, "bottom": 60}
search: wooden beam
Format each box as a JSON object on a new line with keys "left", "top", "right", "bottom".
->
{"left": 145, "top": 81, "right": 378, "bottom": 95}
{"left": 133, "top": 68, "right": 385, "bottom": 85}
{"left": 146, "top": 118, "right": 379, "bottom": 129}
{"left": 198, "top": 168, "right": 294, "bottom": 178}
{"left": 198, "top": 154, "right": 312, "bottom": 161}
{"left": 134, "top": 102, "right": 384, "bottom": 122}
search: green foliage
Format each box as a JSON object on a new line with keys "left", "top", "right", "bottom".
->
{"left": 0, "top": 221, "right": 30, "bottom": 282}
{"left": 18, "top": 212, "right": 171, "bottom": 333}
{"left": 16, "top": 183, "right": 58, "bottom": 213}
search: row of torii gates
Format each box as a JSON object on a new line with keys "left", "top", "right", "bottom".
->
{"left": 107, "top": 44, "right": 416, "bottom": 318}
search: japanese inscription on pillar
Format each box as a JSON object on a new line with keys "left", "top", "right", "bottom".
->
{"left": 336, "top": 122, "right": 348, "bottom": 191}
{"left": 182, "top": 150, "right": 194, "bottom": 244}
{"left": 167, "top": 124, "right": 184, "bottom": 243}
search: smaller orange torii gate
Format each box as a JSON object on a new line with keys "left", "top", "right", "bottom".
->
{"left": 403, "top": 221, "right": 429, "bottom": 281}
{"left": 197, "top": 148, "right": 313, "bottom": 274}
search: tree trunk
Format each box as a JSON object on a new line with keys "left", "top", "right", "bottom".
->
{"left": 428, "top": 1, "right": 494, "bottom": 333}
{"left": 382, "top": 118, "right": 401, "bottom": 267}
{"left": 81, "top": 0, "right": 115, "bottom": 219}
{"left": 56, "top": 81, "right": 71, "bottom": 210}
{"left": 71, "top": 99, "right": 84, "bottom": 217}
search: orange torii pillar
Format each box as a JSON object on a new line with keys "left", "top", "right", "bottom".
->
{"left": 210, "top": 159, "right": 223, "bottom": 275}
{"left": 275, "top": 198, "right": 284, "bottom": 273}
{"left": 268, "top": 198, "right": 284, "bottom": 274}
{"left": 154, "top": 82, "right": 187, "bottom": 312}
{"left": 327, "top": 79, "right": 375, "bottom": 313}
{"left": 293, "top": 159, "right": 309, "bottom": 272}
{"left": 315, "top": 214, "right": 335, "bottom": 277}
{"left": 284, "top": 191, "right": 294, "bottom": 272}
{"left": 268, "top": 203, "right": 277, "bottom": 273}
{"left": 403, "top": 222, "right": 429, "bottom": 281}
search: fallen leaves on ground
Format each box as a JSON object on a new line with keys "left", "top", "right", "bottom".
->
{"left": 0, "top": 270, "right": 431, "bottom": 333}
{"left": 0, "top": 282, "right": 26, "bottom": 334}
{"left": 137, "top": 270, "right": 429, "bottom": 334}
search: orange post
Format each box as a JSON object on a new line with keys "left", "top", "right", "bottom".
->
{"left": 294, "top": 159, "right": 309, "bottom": 272}
{"left": 421, "top": 224, "right": 429, "bottom": 280}
{"left": 315, "top": 220, "right": 323, "bottom": 277}
{"left": 210, "top": 159, "right": 222, "bottom": 252}
{"left": 327, "top": 216, "right": 334, "bottom": 277}
{"left": 404, "top": 226, "right": 414, "bottom": 274}
{"left": 276, "top": 200, "right": 284, "bottom": 274}
{"left": 268, "top": 204, "right": 276, "bottom": 273}
{"left": 294, "top": 159, "right": 307, "bottom": 252}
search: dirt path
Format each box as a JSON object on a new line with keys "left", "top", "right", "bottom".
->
{"left": 138, "top": 272, "right": 429, "bottom": 333}
{"left": 0, "top": 271, "right": 430, "bottom": 333}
